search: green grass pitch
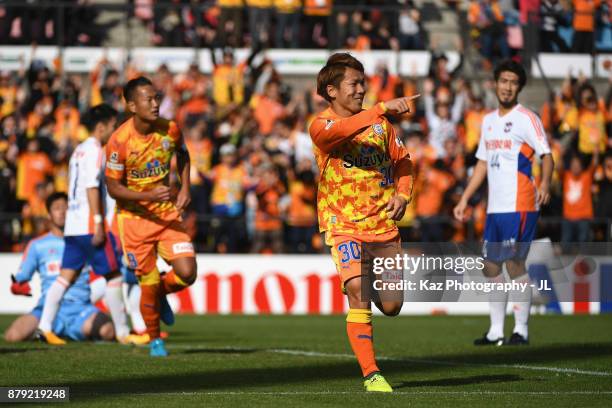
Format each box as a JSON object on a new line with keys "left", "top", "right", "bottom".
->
{"left": 1, "top": 314, "right": 612, "bottom": 407}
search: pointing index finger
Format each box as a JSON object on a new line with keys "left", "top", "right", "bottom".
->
{"left": 405, "top": 94, "right": 421, "bottom": 101}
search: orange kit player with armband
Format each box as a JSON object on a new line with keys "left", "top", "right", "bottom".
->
{"left": 309, "top": 53, "right": 418, "bottom": 392}
{"left": 105, "top": 77, "right": 197, "bottom": 357}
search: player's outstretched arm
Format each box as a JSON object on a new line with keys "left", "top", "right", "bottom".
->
{"left": 310, "top": 103, "right": 387, "bottom": 153}
{"left": 453, "top": 159, "right": 487, "bottom": 222}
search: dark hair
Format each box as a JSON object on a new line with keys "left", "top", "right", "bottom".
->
{"left": 123, "top": 76, "right": 153, "bottom": 102}
{"left": 105, "top": 69, "right": 119, "bottom": 80}
{"left": 316, "top": 53, "right": 365, "bottom": 102}
{"left": 82, "top": 103, "right": 118, "bottom": 132}
{"left": 46, "top": 191, "right": 67, "bottom": 212}
{"left": 493, "top": 60, "right": 527, "bottom": 90}
{"left": 577, "top": 82, "right": 597, "bottom": 109}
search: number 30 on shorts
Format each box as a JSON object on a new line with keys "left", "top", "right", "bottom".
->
{"left": 338, "top": 241, "right": 361, "bottom": 263}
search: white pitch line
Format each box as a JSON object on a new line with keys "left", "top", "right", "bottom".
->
{"left": 95, "top": 342, "right": 612, "bottom": 378}
{"left": 269, "top": 348, "right": 612, "bottom": 377}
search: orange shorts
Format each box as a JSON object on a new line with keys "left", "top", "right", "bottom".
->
{"left": 117, "top": 214, "right": 195, "bottom": 275}
{"left": 328, "top": 232, "right": 402, "bottom": 284}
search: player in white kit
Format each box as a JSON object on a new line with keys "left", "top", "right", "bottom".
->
{"left": 37, "top": 104, "right": 146, "bottom": 345}
{"left": 454, "top": 61, "right": 554, "bottom": 346}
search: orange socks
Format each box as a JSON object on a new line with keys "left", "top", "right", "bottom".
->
{"left": 161, "top": 269, "right": 188, "bottom": 294}
{"left": 139, "top": 282, "right": 161, "bottom": 340}
{"left": 346, "top": 309, "right": 379, "bottom": 377}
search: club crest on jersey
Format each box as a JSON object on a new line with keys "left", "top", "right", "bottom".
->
{"left": 110, "top": 152, "right": 119, "bottom": 163}
{"left": 325, "top": 119, "right": 335, "bottom": 130}
{"left": 162, "top": 139, "right": 170, "bottom": 151}
{"left": 504, "top": 122, "right": 513, "bottom": 133}
{"left": 372, "top": 123, "right": 384, "bottom": 136}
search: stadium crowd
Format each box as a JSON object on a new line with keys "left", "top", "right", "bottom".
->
{"left": 0, "top": 2, "right": 610, "bottom": 253}
{"left": 0, "top": 38, "right": 611, "bottom": 254}
{"left": 1, "top": 1, "right": 610, "bottom": 55}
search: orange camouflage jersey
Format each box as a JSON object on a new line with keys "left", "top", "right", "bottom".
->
{"left": 309, "top": 102, "right": 413, "bottom": 242}
{"left": 105, "top": 117, "right": 183, "bottom": 221}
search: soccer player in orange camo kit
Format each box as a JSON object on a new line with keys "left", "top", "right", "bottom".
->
{"left": 105, "top": 77, "right": 197, "bottom": 357}
{"left": 309, "top": 53, "right": 418, "bottom": 392}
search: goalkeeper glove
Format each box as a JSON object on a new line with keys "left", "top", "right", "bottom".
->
{"left": 10, "top": 275, "right": 32, "bottom": 297}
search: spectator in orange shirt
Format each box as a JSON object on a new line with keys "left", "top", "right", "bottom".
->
{"left": 208, "top": 143, "right": 250, "bottom": 252}
{"left": 0, "top": 71, "right": 19, "bottom": 119}
{"left": 562, "top": 154, "right": 595, "bottom": 249}
{"left": 415, "top": 161, "right": 455, "bottom": 241}
{"left": 89, "top": 58, "right": 122, "bottom": 109}
{"left": 252, "top": 163, "right": 285, "bottom": 253}
{"left": 565, "top": 83, "right": 607, "bottom": 155}
{"left": 176, "top": 80, "right": 209, "bottom": 129}
{"left": 210, "top": 47, "right": 260, "bottom": 109}
{"left": 572, "top": 0, "right": 600, "bottom": 53}
{"left": 369, "top": 62, "right": 402, "bottom": 103}
{"left": 251, "top": 81, "right": 287, "bottom": 135}
{"left": 186, "top": 119, "right": 214, "bottom": 214}
{"left": 286, "top": 160, "right": 317, "bottom": 253}
{"left": 16, "top": 138, "right": 53, "bottom": 204}
{"left": 53, "top": 100, "right": 81, "bottom": 146}
{"left": 542, "top": 76, "right": 577, "bottom": 136}
{"left": 463, "top": 96, "right": 488, "bottom": 154}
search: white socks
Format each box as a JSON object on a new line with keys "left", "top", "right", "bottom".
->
{"left": 126, "top": 283, "right": 147, "bottom": 334}
{"left": 486, "top": 273, "right": 508, "bottom": 341}
{"left": 511, "top": 274, "right": 531, "bottom": 339}
{"left": 104, "top": 276, "right": 130, "bottom": 339}
{"left": 89, "top": 277, "right": 106, "bottom": 304}
{"left": 39, "top": 276, "right": 70, "bottom": 332}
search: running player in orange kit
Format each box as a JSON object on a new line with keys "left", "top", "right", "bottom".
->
{"left": 309, "top": 53, "right": 418, "bottom": 392}
{"left": 105, "top": 77, "right": 197, "bottom": 357}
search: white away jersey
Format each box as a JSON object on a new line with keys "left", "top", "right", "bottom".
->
{"left": 64, "top": 137, "right": 105, "bottom": 236}
{"left": 475, "top": 104, "right": 551, "bottom": 214}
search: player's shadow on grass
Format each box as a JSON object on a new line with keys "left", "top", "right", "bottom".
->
{"left": 181, "top": 347, "right": 258, "bottom": 355}
{"left": 0, "top": 347, "right": 47, "bottom": 354}
{"left": 394, "top": 374, "right": 523, "bottom": 389}
{"left": 416, "top": 342, "right": 612, "bottom": 367}
{"left": 50, "top": 342, "right": 612, "bottom": 401}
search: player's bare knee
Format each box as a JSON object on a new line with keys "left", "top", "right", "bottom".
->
{"left": 483, "top": 261, "right": 502, "bottom": 278}
{"left": 61, "top": 268, "right": 79, "bottom": 284}
{"left": 87, "top": 313, "right": 113, "bottom": 341}
{"left": 381, "top": 302, "right": 402, "bottom": 317}
{"left": 506, "top": 260, "right": 526, "bottom": 279}
{"left": 4, "top": 329, "right": 18, "bottom": 343}
{"left": 175, "top": 258, "right": 197, "bottom": 285}
{"left": 99, "top": 323, "right": 115, "bottom": 341}
{"left": 345, "top": 278, "right": 370, "bottom": 308}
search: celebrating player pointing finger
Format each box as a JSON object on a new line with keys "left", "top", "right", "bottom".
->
{"left": 309, "top": 53, "right": 415, "bottom": 392}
